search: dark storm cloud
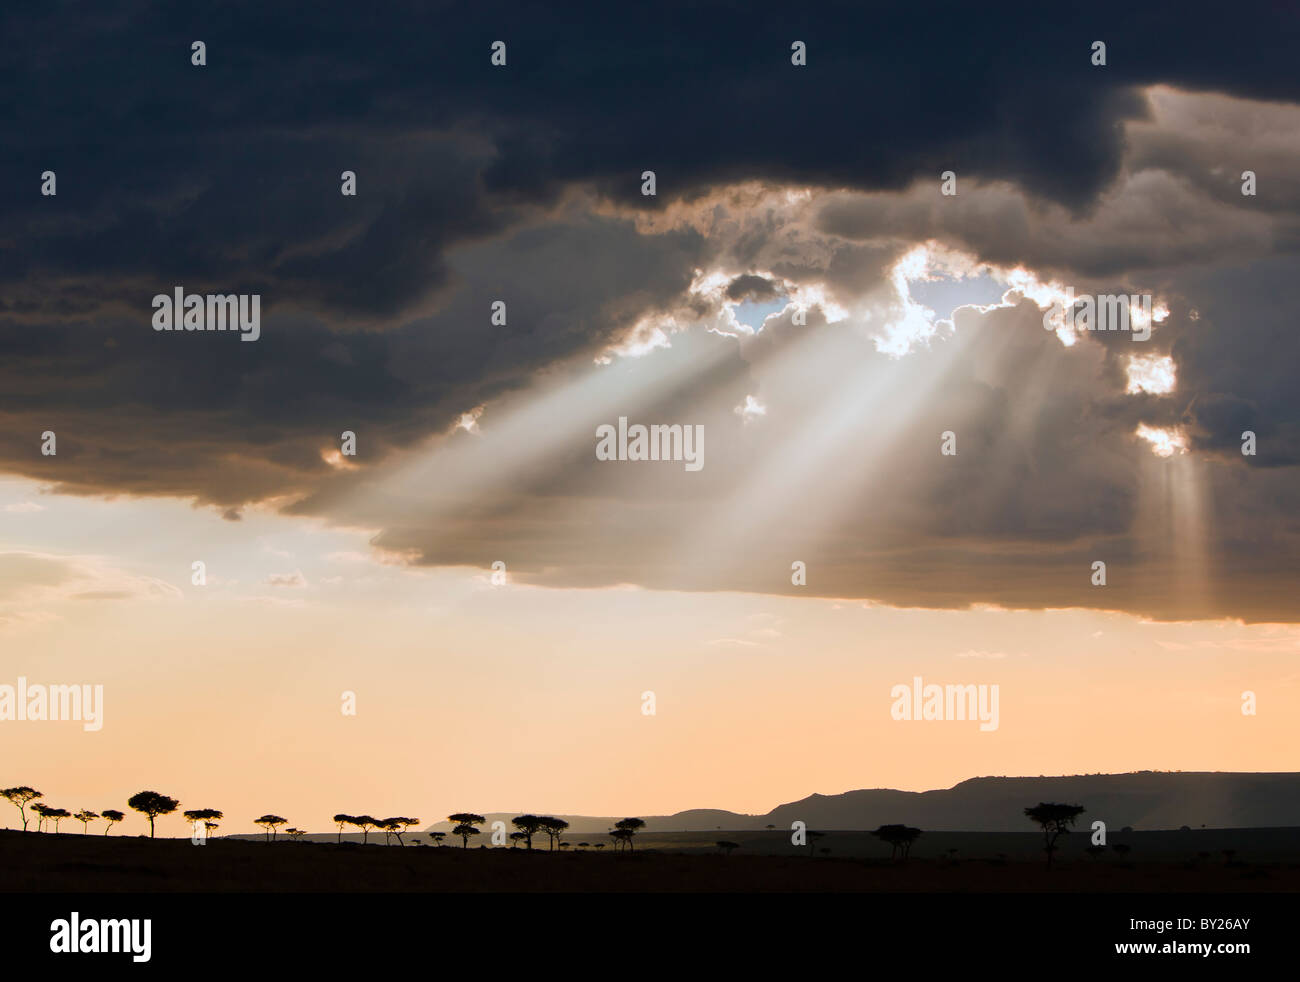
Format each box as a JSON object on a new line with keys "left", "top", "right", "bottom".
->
{"left": 1171, "top": 259, "right": 1300, "bottom": 468}
{"left": 725, "top": 275, "right": 780, "bottom": 302}
{"left": 0, "top": 212, "right": 705, "bottom": 503}
{"left": 2, "top": 1, "right": 1298, "bottom": 619}
{"left": 6, "top": 1, "right": 1299, "bottom": 317}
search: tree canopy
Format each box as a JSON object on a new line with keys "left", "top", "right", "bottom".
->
{"left": 871, "top": 824, "right": 923, "bottom": 860}
{"left": 1024, "top": 802, "right": 1086, "bottom": 867}
{"left": 127, "top": 790, "right": 180, "bottom": 837}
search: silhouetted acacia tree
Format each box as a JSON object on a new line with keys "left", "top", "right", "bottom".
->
{"left": 31, "top": 803, "right": 51, "bottom": 832}
{"left": 254, "top": 814, "right": 288, "bottom": 841}
{"left": 539, "top": 817, "right": 570, "bottom": 851}
{"left": 101, "top": 809, "right": 124, "bottom": 835}
{"left": 511, "top": 815, "right": 544, "bottom": 849}
{"left": 128, "top": 791, "right": 180, "bottom": 838}
{"left": 1024, "top": 802, "right": 1085, "bottom": 867}
{"left": 47, "top": 807, "right": 71, "bottom": 833}
{"left": 452, "top": 823, "right": 481, "bottom": 847}
{"left": 2, "top": 787, "right": 42, "bottom": 832}
{"left": 332, "top": 814, "right": 352, "bottom": 843}
{"left": 614, "top": 818, "right": 646, "bottom": 853}
{"left": 871, "top": 824, "right": 922, "bottom": 860}
{"left": 448, "top": 814, "right": 485, "bottom": 848}
{"left": 393, "top": 817, "right": 419, "bottom": 846}
{"left": 429, "top": 831, "right": 446, "bottom": 847}
{"left": 349, "top": 815, "right": 378, "bottom": 843}
{"left": 183, "top": 808, "right": 223, "bottom": 838}
{"left": 74, "top": 809, "right": 99, "bottom": 834}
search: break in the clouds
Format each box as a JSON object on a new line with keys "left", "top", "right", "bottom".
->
{"left": 1, "top": 2, "right": 1297, "bottom": 621}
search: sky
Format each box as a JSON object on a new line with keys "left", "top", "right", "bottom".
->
{"left": 2, "top": 1, "right": 1298, "bottom": 834}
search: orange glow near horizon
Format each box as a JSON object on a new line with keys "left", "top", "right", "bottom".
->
{"left": 2, "top": 476, "right": 1295, "bottom": 835}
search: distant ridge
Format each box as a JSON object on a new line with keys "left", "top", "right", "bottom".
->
{"left": 424, "top": 772, "right": 1300, "bottom": 834}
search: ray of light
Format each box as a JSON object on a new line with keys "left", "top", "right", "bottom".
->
{"left": 673, "top": 308, "right": 979, "bottom": 585}
{"left": 331, "top": 333, "right": 739, "bottom": 553}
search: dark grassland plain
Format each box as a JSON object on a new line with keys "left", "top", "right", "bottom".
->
{"left": 5, "top": 828, "right": 1299, "bottom": 892}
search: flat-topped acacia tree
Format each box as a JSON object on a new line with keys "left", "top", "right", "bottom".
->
{"left": 511, "top": 815, "right": 544, "bottom": 849}
{"left": 349, "top": 815, "right": 378, "bottom": 844}
{"left": 31, "top": 803, "right": 52, "bottom": 832}
{"left": 1024, "top": 802, "right": 1086, "bottom": 868}
{"left": 1, "top": 787, "right": 42, "bottom": 831}
{"left": 101, "top": 809, "right": 124, "bottom": 834}
{"left": 74, "top": 809, "right": 99, "bottom": 834}
{"left": 539, "top": 817, "right": 570, "bottom": 851}
{"left": 183, "top": 808, "right": 223, "bottom": 837}
{"left": 451, "top": 823, "right": 481, "bottom": 847}
{"left": 127, "top": 791, "right": 180, "bottom": 838}
{"left": 254, "top": 814, "right": 288, "bottom": 841}
{"left": 871, "top": 824, "right": 923, "bottom": 861}
{"left": 448, "top": 813, "right": 485, "bottom": 848}
{"left": 392, "top": 817, "right": 419, "bottom": 846}
{"left": 332, "top": 814, "right": 352, "bottom": 843}
{"left": 614, "top": 818, "right": 646, "bottom": 852}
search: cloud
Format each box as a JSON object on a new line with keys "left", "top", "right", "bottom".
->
{"left": 0, "top": 551, "right": 182, "bottom": 629}
{"left": 2, "top": 4, "right": 1298, "bottom": 621}
{"left": 265, "top": 570, "right": 308, "bottom": 588}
